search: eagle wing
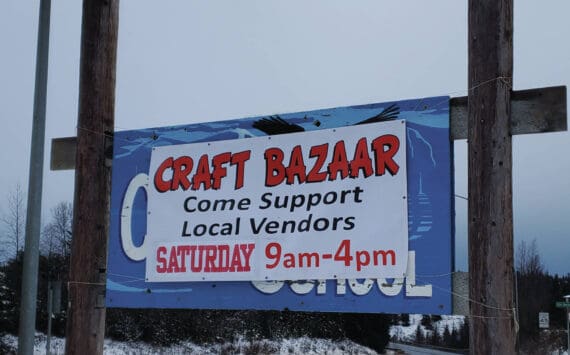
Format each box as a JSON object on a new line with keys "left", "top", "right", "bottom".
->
{"left": 252, "top": 115, "right": 305, "bottom": 135}
{"left": 354, "top": 104, "right": 400, "bottom": 125}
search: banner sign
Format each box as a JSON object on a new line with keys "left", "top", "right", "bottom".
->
{"left": 146, "top": 121, "right": 408, "bottom": 282}
{"left": 107, "top": 96, "right": 454, "bottom": 314}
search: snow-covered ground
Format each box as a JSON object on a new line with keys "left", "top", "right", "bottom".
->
{"left": 2, "top": 315, "right": 461, "bottom": 354}
{"left": 389, "top": 314, "right": 465, "bottom": 342}
{"left": 1, "top": 333, "right": 379, "bottom": 354}
{"left": 389, "top": 315, "right": 569, "bottom": 355}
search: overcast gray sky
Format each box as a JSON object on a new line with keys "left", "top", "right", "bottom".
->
{"left": 1, "top": 1, "right": 569, "bottom": 274}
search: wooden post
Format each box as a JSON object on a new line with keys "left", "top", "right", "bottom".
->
{"left": 65, "top": 1, "right": 119, "bottom": 354}
{"left": 468, "top": 0, "right": 516, "bottom": 353}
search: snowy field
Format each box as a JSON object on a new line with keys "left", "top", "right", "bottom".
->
{"left": 389, "top": 314, "right": 465, "bottom": 342}
{"left": 1, "top": 333, "right": 379, "bottom": 354}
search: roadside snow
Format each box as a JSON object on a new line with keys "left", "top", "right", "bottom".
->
{"left": 1, "top": 333, "right": 379, "bottom": 354}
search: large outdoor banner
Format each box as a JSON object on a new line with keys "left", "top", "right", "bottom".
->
{"left": 107, "top": 96, "right": 454, "bottom": 314}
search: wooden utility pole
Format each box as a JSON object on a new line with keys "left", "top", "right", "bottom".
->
{"left": 468, "top": 0, "right": 516, "bottom": 353}
{"left": 65, "top": 1, "right": 119, "bottom": 354}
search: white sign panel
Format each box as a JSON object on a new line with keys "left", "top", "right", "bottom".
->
{"left": 145, "top": 120, "right": 408, "bottom": 282}
{"left": 538, "top": 312, "right": 549, "bottom": 329}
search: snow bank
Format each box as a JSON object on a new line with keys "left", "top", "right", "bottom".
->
{"left": 1, "top": 333, "right": 378, "bottom": 354}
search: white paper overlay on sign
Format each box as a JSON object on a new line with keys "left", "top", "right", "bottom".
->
{"left": 145, "top": 120, "right": 408, "bottom": 282}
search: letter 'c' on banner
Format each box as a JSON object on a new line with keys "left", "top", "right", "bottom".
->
{"left": 121, "top": 173, "right": 149, "bottom": 261}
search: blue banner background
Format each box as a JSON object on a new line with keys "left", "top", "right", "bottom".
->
{"left": 107, "top": 96, "right": 454, "bottom": 314}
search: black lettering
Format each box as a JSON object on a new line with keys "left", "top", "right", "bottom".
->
{"left": 250, "top": 217, "right": 266, "bottom": 234}
{"left": 343, "top": 216, "right": 356, "bottom": 230}
{"left": 184, "top": 196, "right": 197, "bottom": 212}
{"left": 181, "top": 221, "right": 192, "bottom": 236}
{"left": 259, "top": 193, "right": 272, "bottom": 210}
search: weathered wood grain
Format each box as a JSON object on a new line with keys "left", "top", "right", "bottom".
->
{"left": 468, "top": 0, "right": 516, "bottom": 353}
{"left": 451, "top": 85, "right": 566, "bottom": 139}
{"left": 65, "top": 1, "right": 119, "bottom": 354}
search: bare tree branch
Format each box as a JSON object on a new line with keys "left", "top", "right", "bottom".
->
{"left": 41, "top": 201, "right": 73, "bottom": 258}
{"left": 1, "top": 184, "right": 26, "bottom": 260}
{"left": 516, "top": 238, "right": 544, "bottom": 276}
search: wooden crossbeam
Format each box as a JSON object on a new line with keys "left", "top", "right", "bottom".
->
{"left": 450, "top": 85, "right": 566, "bottom": 139}
{"left": 50, "top": 137, "right": 77, "bottom": 171}
{"left": 50, "top": 86, "right": 566, "bottom": 171}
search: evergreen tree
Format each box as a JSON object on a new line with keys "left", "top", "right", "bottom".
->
{"left": 451, "top": 326, "right": 460, "bottom": 348}
{"left": 401, "top": 313, "right": 410, "bottom": 326}
{"left": 343, "top": 313, "right": 391, "bottom": 352}
{"left": 421, "top": 314, "right": 433, "bottom": 330}
{"left": 428, "top": 328, "right": 440, "bottom": 346}
{"left": 414, "top": 324, "right": 424, "bottom": 344}
{"left": 0, "top": 253, "right": 23, "bottom": 333}
{"left": 431, "top": 314, "right": 442, "bottom": 322}
{"left": 442, "top": 324, "right": 452, "bottom": 346}
{"left": 457, "top": 318, "right": 469, "bottom": 349}
{"left": 0, "top": 267, "right": 11, "bottom": 332}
